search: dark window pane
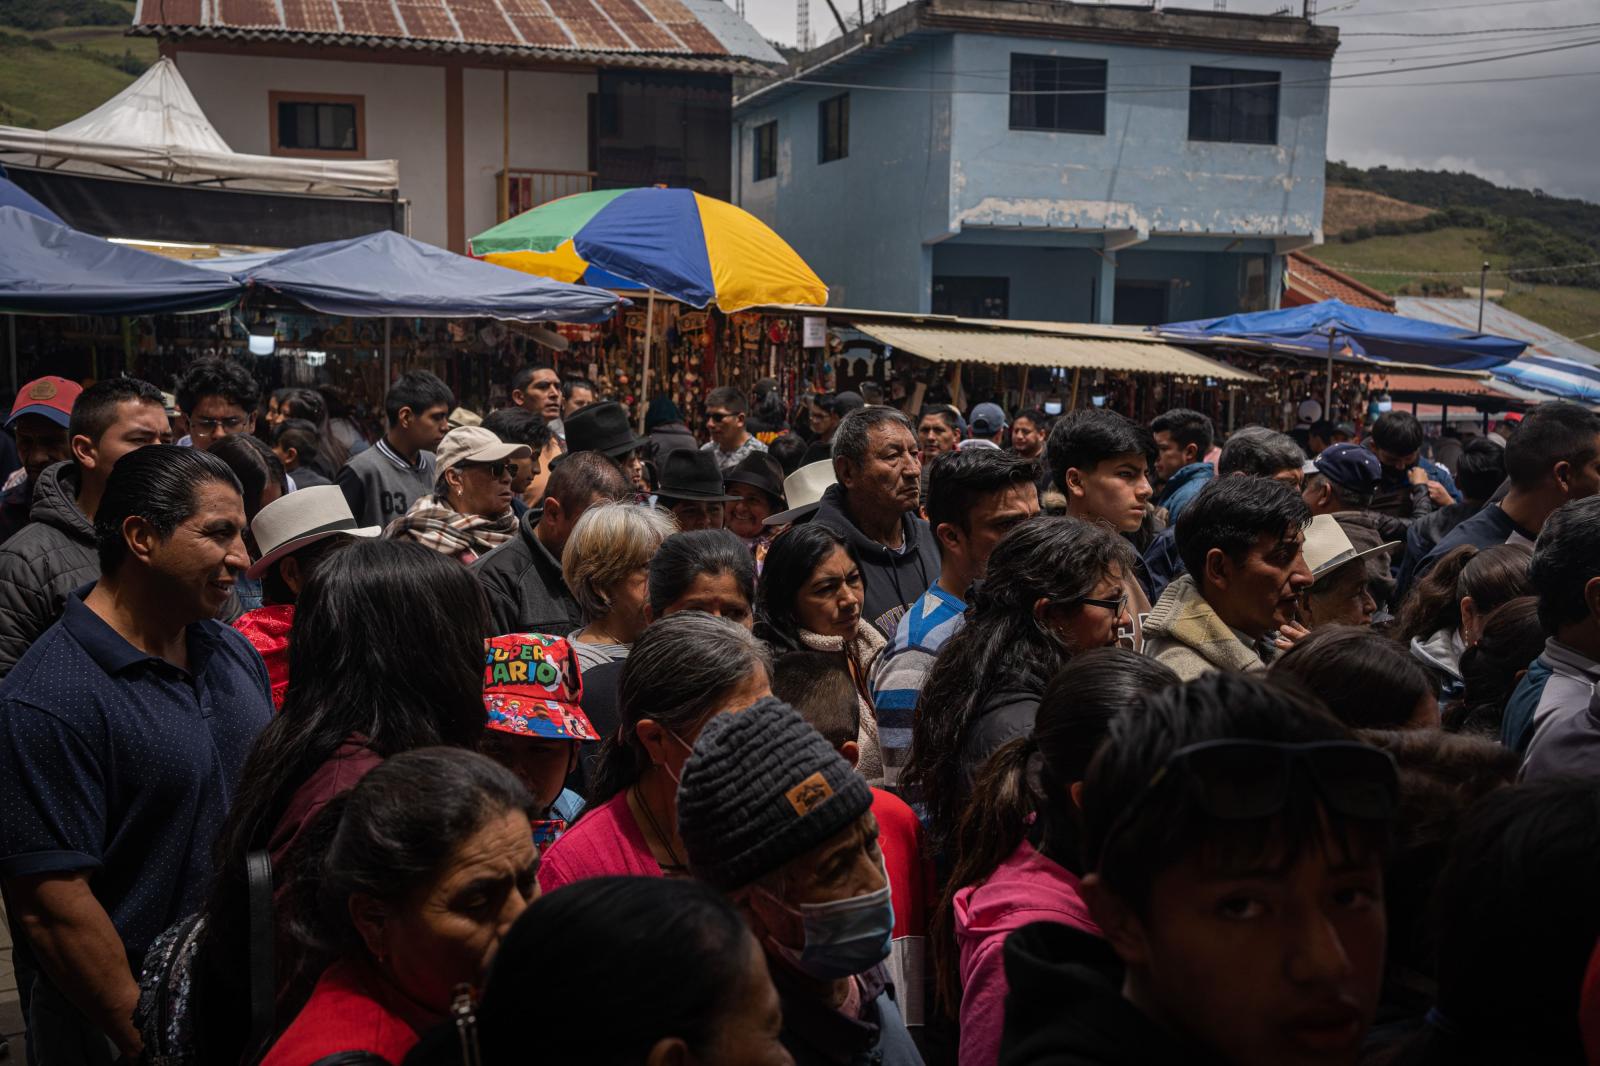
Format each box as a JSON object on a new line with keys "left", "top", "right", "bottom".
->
{"left": 278, "top": 100, "right": 358, "bottom": 151}
{"left": 591, "top": 71, "right": 731, "bottom": 198}
{"left": 819, "top": 94, "right": 848, "bottom": 163}
{"left": 1009, "top": 54, "right": 1106, "bottom": 134}
{"left": 1188, "top": 67, "right": 1278, "bottom": 144}
{"left": 932, "top": 276, "right": 1009, "bottom": 318}
{"left": 754, "top": 121, "right": 777, "bottom": 181}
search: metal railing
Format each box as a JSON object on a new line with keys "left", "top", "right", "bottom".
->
{"left": 496, "top": 168, "right": 597, "bottom": 221}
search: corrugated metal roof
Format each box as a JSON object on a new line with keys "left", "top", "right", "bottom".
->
{"left": 1396, "top": 297, "right": 1600, "bottom": 368}
{"left": 131, "top": 0, "right": 784, "bottom": 66}
{"left": 850, "top": 322, "right": 1263, "bottom": 382}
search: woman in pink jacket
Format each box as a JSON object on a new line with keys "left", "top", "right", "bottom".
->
{"left": 939, "top": 648, "right": 1180, "bottom": 1065}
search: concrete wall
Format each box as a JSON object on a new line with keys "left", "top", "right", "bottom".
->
{"left": 734, "top": 36, "right": 956, "bottom": 311}
{"left": 734, "top": 29, "right": 1329, "bottom": 317}
{"left": 173, "top": 53, "right": 595, "bottom": 249}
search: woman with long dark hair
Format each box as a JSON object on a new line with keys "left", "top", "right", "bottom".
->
{"left": 1448, "top": 595, "right": 1546, "bottom": 739}
{"left": 185, "top": 538, "right": 491, "bottom": 1065}
{"left": 755, "top": 522, "right": 886, "bottom": 782}
{"left": 942, "top": 648, "right": 1177, "bottom": 1064}
{"left": 903, "top": 516, "right": 1135, "bottom": 855}
{"left": 1394, "top": 543, "right": 1531, "bottom": 701}
{"left": 539, "top": 611, "right": 772, "bottom": 891}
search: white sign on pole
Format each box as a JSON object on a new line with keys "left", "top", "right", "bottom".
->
{"left": 802, "top": 316, "right": 827, "bottom": 349}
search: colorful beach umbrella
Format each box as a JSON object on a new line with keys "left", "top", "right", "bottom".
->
{"left": 469, "top": 187, "right": 827, "bottom": 312}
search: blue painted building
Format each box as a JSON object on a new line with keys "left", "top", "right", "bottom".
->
{"left": 733, "top": 1, "right": 1337, "bottom": 324}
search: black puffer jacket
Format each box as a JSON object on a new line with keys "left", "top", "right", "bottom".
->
{"left": 468, "top": 507, "right": 582, "bottom": 637}
{"left": 0, "top": 461, "right": 98, "bottom": 676}
{"left": 812, "top": 484, "right": 939, "bottom": 638}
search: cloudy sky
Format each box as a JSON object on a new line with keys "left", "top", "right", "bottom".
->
{"left": 737, "top": 0, "right": 1600, "bottom": 204}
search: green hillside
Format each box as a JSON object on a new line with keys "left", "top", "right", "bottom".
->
{"left": 0, "top": 0, "right": 146, "bottom": 130}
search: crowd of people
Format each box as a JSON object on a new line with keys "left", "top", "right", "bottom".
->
{"left": 0, "top": 357, "right": 1598, "bottom": 1066}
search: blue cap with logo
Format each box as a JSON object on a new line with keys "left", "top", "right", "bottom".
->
{"left": 1304, "top": 443, "right": 1383, "bottom": 495}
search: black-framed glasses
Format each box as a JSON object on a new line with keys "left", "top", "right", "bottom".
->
{"left": 1095, "top": 739, "right": 1399, "bottom": 870}
{"left": 1077, "top": 592, "right": 1129, "bottom": 615}
{"left": 706, "top": 410, "right": 737, "bottom": 423}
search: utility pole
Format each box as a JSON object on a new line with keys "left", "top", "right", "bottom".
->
{"left": 1478, "top": 261, "right": 1490, "bottom": 331}
{"left": 1304, "top": 0, "right": 1316, "bottom": 18}
{"left": 797, "top": 0, "right": 811, "bottom": 49}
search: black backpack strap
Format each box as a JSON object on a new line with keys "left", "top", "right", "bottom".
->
{"left": 246, "top": 849, "right": 276, "bottom": 1059}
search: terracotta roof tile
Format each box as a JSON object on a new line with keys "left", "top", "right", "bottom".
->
{"left": 1285, "top": 252, "right": 1396, "bottom": 313}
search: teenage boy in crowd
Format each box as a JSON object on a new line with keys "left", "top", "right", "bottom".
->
{"left": 481, "top": 407, "right": 554, "bottom": 519}
{"left": 336, "top": 370, "right": 453, "bottom": 529}
{"left": 1002, "top": 670, "right": 1395, "bottom": 1066}
{"left": 0, "top": 447, "right": 272, "bottom": 1062}
{"left": 560, "top": 377, "right": 596, "bottom": 420}
{"left": 472, "top": 452, "right": 628, "bottom": 635}
{"left": 510, "top": 363, "right": 564, "bottom": 443}
{"left": 967, "top": 403, "right": 1007, "bottom": 447}
{"left": 1403, "top": 436, "right": 1505, "bottom": 572}
{"left": 1046, "top": 408, "right": 1157, "bottom": 644}
{"left": 871, "top": 449, "right": 1038, "bottom": 788}
{"left": 1142, "top": 427, "right": 1305, "bottom": 603}
{"left": 175, "top": 358, "right": 259, "bottom": 453}
{"left": 677, "top": 697, "right": 922, "bottom": 1065}
{"left": 1503, "top": 496, "right": 1600, "bottom": 764}
{"left": 917, "top": 406, "right": 963, "bottom": 458}
{"left": 1142, "top": 477, "right": 1314, "bottom": 682}
{"left": 0, "top": 376, "right": 82, "bottom": 542}
{"left": 0, "top": 377, "right": 169, "bottom": 677}
{"left": 1150, "top": 408, "right": 1215, "bottom": 524}
{"left": 814, "top": 407, "right": 938, "bottom": 635}
{"left": 1366, "top": 410, "right": 1460, "bottom": 520}
{"left": 701, "top": 385, "right": 768, "bottom": 473}
{"left": 1399, "top": 400, "right": 1600, "bottom": 598}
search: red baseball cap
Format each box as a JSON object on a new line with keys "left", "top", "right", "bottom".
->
{"left": 7, "top": 376, "right": 81, "bottom": 430}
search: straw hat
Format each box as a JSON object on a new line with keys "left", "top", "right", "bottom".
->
{"left": 246, "top": 485, "right": 381, "bottom": 578}
{"left": 764, "top": 460, "right": 837, "bottom": 527}
{"left": 1301, "top": 514, "right": 1400, "bottom": 583}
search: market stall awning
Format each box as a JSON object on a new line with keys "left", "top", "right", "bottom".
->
{"left": 849, "top": 322, "right": 1263, "bottom": 382}
{"left": 1372, "top": 373, "right": 1539, "bottom": 412}
{"left": 0, "top": 166, "right": 62, "bottom": 225}
{"left": 0, "top": 205, "right": 242, "bottom": 315}
{"left": 228, "top": 229, "right": 624, "bottom": 323}
{"left": 1490, "top": 354, "right": 1600, "bottom": 404}
{"left": 1158, "top": 299, "right": 1525, "bottom": 371}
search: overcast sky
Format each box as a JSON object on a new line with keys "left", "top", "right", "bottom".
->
{"left": 737, "top": 0, "right": 1600, "bottom": 204}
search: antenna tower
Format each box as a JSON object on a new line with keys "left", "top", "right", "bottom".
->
{"left": 797, "top": 0, "right": 812, "bottom": 49}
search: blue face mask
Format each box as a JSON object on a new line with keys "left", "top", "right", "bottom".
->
{"left": 760, "top": 872, "right": 895, "bottom": 980}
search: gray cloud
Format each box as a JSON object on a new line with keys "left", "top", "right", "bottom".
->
{"left": 738, "top": 0, "right": 1600, "bottom": 203}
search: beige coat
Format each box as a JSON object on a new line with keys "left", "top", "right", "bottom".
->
{"left": 1141, "top": 574, "right": 1269, "bottom": 682}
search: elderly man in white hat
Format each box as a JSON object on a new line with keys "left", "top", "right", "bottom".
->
{"left": 234, "top": 485, "right": 382, "bottom": 706}
{"left": 384, "top": 426, "right": 532, "bottom": 564}
{"left": 1296, "top": 513, "right": 1401, "bottom": 630}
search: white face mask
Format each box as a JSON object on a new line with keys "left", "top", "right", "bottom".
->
{"left": 1043, "top": 401, "right": 1064, "bottom": 416}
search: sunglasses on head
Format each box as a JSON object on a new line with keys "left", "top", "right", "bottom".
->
{"left": 1095, "top": 739, "right": 1399, "bottom": 870}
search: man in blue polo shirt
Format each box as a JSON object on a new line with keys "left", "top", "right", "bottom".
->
{"left": 0, "top": 445, "right": 272, "bottom": 1063}
{"left": 871, "top": 449, "right": 1038, "bottom": 795}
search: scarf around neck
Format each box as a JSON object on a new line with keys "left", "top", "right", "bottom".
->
{"left": 385, "top": 494, "right": 517, "bottom": 563}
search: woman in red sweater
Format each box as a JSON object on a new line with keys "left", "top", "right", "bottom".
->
{"left": 260, "top": 747, "right": 539, "bottom": 1066}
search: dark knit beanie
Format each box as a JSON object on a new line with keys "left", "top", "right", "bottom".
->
{"left": 677, "top": 697, "right": 873, "bottom": 892}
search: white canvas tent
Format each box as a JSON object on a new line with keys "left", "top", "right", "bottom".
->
{"left": 0, "top": 59, "right": 397, "bottom": 196}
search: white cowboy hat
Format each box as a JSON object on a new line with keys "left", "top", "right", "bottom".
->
{"left": 1302, "top": 513, "right": 1401, "bottom": 582}
{"left": 764, "top": 460, "right": 837, "bottom": 527}
{"left": 246, "top": 485, "right": 382, "bottom": 578}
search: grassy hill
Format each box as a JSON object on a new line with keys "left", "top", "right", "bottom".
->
{"left": 0, "top": 0, "right": 149, "bottom": 129}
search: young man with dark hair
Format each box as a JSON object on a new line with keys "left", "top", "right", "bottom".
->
{"left": 701, "top": 385, "right": 767, "bottom": 473}
{"left": 1143, "top": 476, "right": 1314, "bottom": 681}
{"left": 1047, "top": 409, "right": 1156, "bottom": 535}
{"left": 774, "top": 651, "right": 932, "bottom": 1034}
{"left": 0, "top": 446, "right": 271, "bottom": 1061}
{"left": 1367, "top": 410, "right": 1460, "bottom": 520}
{"left": 481, "top": 407, "right": 553, "bottom": 518}
{"left": 174, "top": 357, "right": 261, "bottom": 452}
{"left": 1150, "top": 408, "right": 1215, "bottom": 524}
{"left": 511, "top": 363, "right": 563, "bottom": 424}
{"left": 0, "top": 377, "right": 168, "bottom": 676}
{"left": 1401, "top": 435, "right": 1505, "bottom": 575}
{"left": 1400, "top": 400, "right": 1600, "bottom": 598}
{"left": 1003, "top": 671, "right": 1395, "bottom": 1066}
{"left": 1142, "top": 427, "right": 1304, "bottom": 604}
{"left": 1009, "top": 408, "right": 1049, "bottom": 463}
{"left": 967, "top": 402, "right": 1007, "bottom": 445}
{"left": 813, "top": 407, "right": 938, "bottom": 634}
{"left": 471, "top": 450, "right": 628, "bottom": 635}
{"left": 809, "top": 390, "right": 865, "bottom": 447}
{"left": 0, "top": 376, "right": 83, "bottom": 543}
{"left": 917, "top": 405, "right": 963, "bottom": 457}
{"left": 1501, "top": 495, "right": 1600, "bottom": 763}
{"left": 871, "top": 449, "right": 1039, "bottom": 788}
{"left": 336, "top": 369, "right": 453, "bottom": 529}
{"left": 559, "top": 377, "right": 596, "bottom": 420}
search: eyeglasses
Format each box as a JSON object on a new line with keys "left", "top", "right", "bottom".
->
{"left": 1075, "top": 592, "right": 1129, "bottom": 616}
{"left": 192, "top": 416, "right": 248, "bottom": 436}
{"left": 706, "top": 411, "right": 737, "bottom": 423}
{"left": 1094, "top": 739, "right": 1399, "bottom": 870}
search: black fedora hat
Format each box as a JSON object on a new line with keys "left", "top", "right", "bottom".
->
{"left": 723, "top": 452, "right": 786, "bottom": 509}
{"left": 564, "top": 401, "right": 646, "bottom": 458}
{"left": 657, "top": 449, "right": 740, "bottom": 502}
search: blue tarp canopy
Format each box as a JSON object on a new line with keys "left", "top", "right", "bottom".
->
{"left": 0, "top": 205, "right": 243, "bottom": 315}
{"left": 219, "top": 229, "right": 624, "bottom": 323}
{"left": 0, "top": 166, "right": 62, "bottom": 225}
{"left": 1491, "top": 354, "right": 1600, "bottom": 404}
{"left": 1158, "top": 299, "right": 1526, "bottom": 372}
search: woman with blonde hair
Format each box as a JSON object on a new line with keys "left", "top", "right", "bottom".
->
{"left": 562, "top": 501, "right": 677, "bottom": 744}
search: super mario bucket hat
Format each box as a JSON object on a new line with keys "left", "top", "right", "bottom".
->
{"left": 482, "top": 633, "right": 598, "bottom": 742}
